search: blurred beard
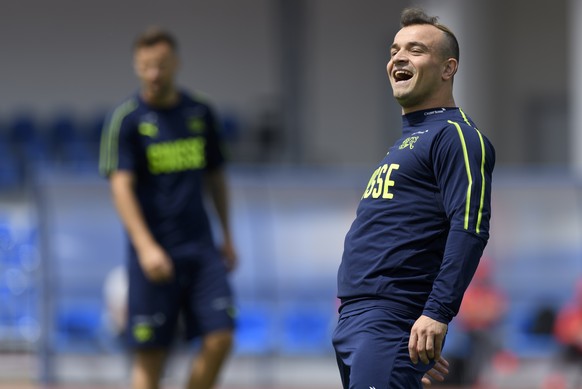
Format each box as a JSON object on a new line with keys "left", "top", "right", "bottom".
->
{"left": 143, "top": 82, "right": 173, "bottom": 105}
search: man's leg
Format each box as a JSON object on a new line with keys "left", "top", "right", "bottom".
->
{"left": 131, "top": 348, "right": 168, "bottom": 389}
{"left": 186, "top": 329, "right": 233, "bottom": 389}
{"left": 333, "top": 307, "right": 431, "bottom": 389}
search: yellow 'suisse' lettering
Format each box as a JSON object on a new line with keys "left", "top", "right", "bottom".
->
{"left": 146, "top": 137, "right": 206, "bottom": 174}
{"left": 362, "top": 163, "right": 399, "bottom": 199}
{"left": 372, "top": 164, "right": 388, "bottom": 199}
{"left": 383, "top": 164, "right": 399, "bottom": 199}
{"left": 363, "top": 167, "right": 381, "bottom": 199}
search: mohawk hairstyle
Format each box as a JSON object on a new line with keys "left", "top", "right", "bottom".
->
{"left": 400, "top": 7, "right": 459, "bottom": 61}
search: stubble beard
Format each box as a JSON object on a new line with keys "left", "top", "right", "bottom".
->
{"left": 144, "top": 82, "right": 174, "bottom": 105}
{"left": 392, "top": 86, "right": 420, "bottom": 110}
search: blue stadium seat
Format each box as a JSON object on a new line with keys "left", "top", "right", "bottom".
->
{"left": 7, "top": 112, "right": 50, "bottom": 163}
{"left": 0, "top": 123, "right": 22, "bottom": 187}
{"left": 279, "top": 304, "right": 335, "bottom": 355}
{"left": 54, "top": 303, "right": 104, "bottom": 353}
{"left": 502, "top": 301, "right": 560, "bottom": 358}
{"left": 0, "top": 156, "right": 22, "bottom": 188}
{"left": 46, "top": 112, "right": 97, "bottom": 165}
{"left": 234, "top": 304, "right": 274, "bottom": 355}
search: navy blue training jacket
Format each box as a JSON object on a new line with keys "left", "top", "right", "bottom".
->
{"left": 337, "top": 107, "right": 495, "bottom": 324}
{"left": 99, "top": 91, "right": 224, "bottom": 257}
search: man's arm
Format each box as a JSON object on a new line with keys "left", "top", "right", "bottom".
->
{"left": 110, "top": 170, "right": 173, "bottom": 282}
{"left": 204, "top": 168, "right": 237, "bottom": 271}
{"left": 410, "top": 121, "right": 495, "bottom": 364}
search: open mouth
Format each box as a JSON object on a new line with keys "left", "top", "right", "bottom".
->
{"left": 393, "top": 69, "right": 413, "bottom": 82}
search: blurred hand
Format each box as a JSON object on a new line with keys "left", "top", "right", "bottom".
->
{"left": 409, "top": 315, "right": 448, "bottom": 364}
{"left": 221, "top": 238, "right": 238, "bottom": 272}
{"left": 421, "top": 356, "right": 449, "bottom": 387}
{"left": 137, "top": 243, "right": 174, "bottom": 282}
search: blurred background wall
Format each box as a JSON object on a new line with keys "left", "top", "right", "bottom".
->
{"left": 1, "top": 0, "right": 572, "bottom": 167}
{"left": 1, "top": 0, "right": 582, "bottom": 388}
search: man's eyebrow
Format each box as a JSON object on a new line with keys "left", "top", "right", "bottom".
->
{"left": 408, "top": 41, "right": 430, "bottom": 50}
{"left": 391, "top": 41, "right": 430, "bottom": 51}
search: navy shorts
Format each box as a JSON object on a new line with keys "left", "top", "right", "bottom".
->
{"left": 332, "top": 306, "right": 434, "bottom": 389}
{"left": 126, "top": 246, "right": 235, "bottom": 349}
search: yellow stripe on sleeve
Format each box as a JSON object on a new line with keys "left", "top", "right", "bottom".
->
{"left": 475, "top": 129, "right": 487, "bottom": 234}
{"left": 99, "top": 99, "right": 138, "bottom": 176}
{"left": 447, "top": 120, "right": 472, "bottom": 230}
{"left": 448, "top": 116, "right": 489, "bottom": 234}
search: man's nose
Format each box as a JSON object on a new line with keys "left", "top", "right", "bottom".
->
{"left": 146, "top": 68, "right": 161, "bottom": 80}
{"left": 392, "top": 50, "right": 408, "bottom": 63}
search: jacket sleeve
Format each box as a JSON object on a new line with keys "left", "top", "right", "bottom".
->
{"left": 422, "top": 120, "right": 495, "bottom": 323}
{"left": 99, "top": 99, "right": 139, "bottom": 177}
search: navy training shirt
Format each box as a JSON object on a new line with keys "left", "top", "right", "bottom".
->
{"left": 337, "top": 107, "right": 495, "bottom": 324}
{"left": 99, "top": 91, "right": 224, "bottom": 257}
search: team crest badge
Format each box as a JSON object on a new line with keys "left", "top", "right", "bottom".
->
{"left": 188, "top": 117, "right": 206, "bottom": 133}
{"left": 399, "top": 136, "right": 419, "bottom": 150}
{"left": 138, "top": 122, "right": 159, "bottom": 138}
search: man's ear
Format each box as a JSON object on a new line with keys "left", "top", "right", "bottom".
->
{"left": 442, "top": 58, "right": 458, "bottom": 81}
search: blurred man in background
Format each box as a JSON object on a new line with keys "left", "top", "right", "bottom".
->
{"left": 99, "top": 27, "right": 237, "bottom": 389}
{"left": 332, "top": 7, "right": 495, "bottom": 388}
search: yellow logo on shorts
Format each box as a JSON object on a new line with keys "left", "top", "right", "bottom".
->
{"left": 133, "top": 323, "right": 153, "bottom": 343}
{"left": 227, "top": 306, "right": 237, "bottom": 319}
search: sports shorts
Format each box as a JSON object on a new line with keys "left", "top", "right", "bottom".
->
{"left": 126, "top": 246, "right": 235, "bottom": 349}
{"left": 332, "top": 306, "right": 434, "bottom": 389}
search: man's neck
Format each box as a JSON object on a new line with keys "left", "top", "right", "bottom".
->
{"left": 401, "top": 99, "right": 456, "bottom": 115}
{"left": 142, "top": 89, "right": 179, "bottom": 108}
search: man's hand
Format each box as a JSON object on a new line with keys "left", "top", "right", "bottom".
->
{"left": 421, "top": 356, "right": 449, "bottom": 387}
{"left": 409, "top": 315, "right": 448, "bottom": 364}
{"left": 137, "top": 243, "right": 174, "bottom": 282}
{"left": 221, "top": 238, "right": 238, "bottom": 272}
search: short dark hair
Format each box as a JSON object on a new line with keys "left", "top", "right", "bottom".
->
{"left": 400, "top": 8, "right": 459, "bottom": 62}
{"left": 133, "top": 26, "right": 178, "bottom": 52}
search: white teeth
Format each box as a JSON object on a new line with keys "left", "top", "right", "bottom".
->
{"left": 394, "top": 70, "right": 413, "bottom": 81}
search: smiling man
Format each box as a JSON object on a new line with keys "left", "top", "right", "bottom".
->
{"left": 332, "top": 8, "right": 495, "bottom": 389}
